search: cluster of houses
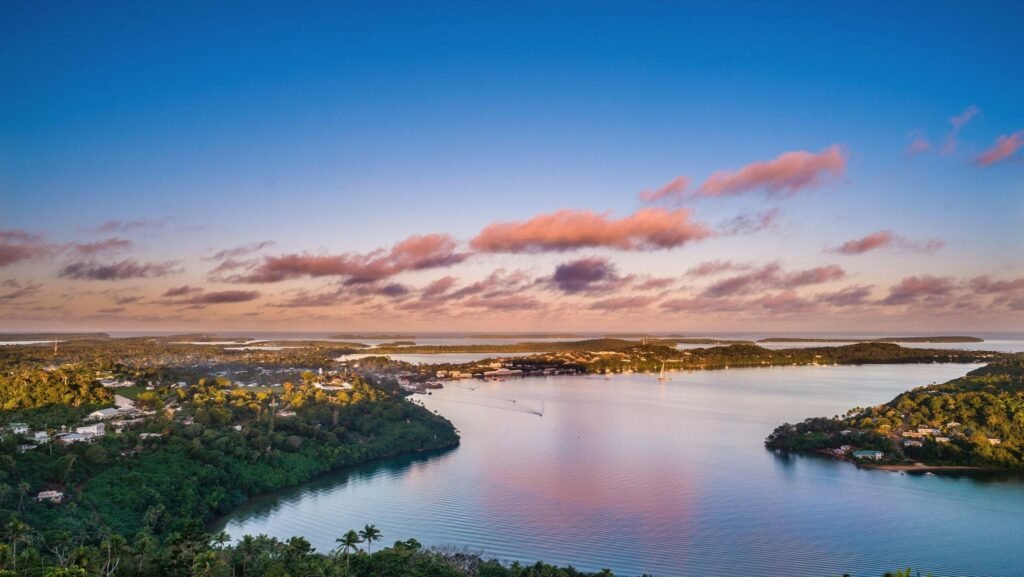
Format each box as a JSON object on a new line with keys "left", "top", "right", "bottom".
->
{"left": 3, "top": 395, "right": 151, "bottom": 451}
{"left": 827, "top": 443, "right": 885, "bottom": 461}
{"left": 901, "top": 422, "right": 1001, "bottom": 447}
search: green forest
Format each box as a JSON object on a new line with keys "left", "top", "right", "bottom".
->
{"left": 766, "top": 356, "right": 1024, "bottom": 469}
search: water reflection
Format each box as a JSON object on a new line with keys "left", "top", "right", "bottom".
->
{"left": 216, "top": 364, "right": 1024, "bottom": 577}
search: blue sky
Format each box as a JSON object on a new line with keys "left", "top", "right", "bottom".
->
{"left": 1, "top": 2, "right": 1022, "bottom": 331}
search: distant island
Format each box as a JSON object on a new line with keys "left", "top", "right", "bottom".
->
{"left": 758, "top": 336, "right": 984, "bottom": 343}
{"left": 0, "top": 332, "right": 110, "bottom": 341}
{"left": 765, "top": 355, "right": 1023, "bottom": 471}
{"left": 329, "top": 334, "right": 417, "bottom": 340}
{"left": 466, "top": 333, "right": 585, "bottom": 339}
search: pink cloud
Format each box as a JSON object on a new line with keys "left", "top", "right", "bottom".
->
{"left": 660, "top": 296, "right": 745, "bottom": 313}
{"left": 0, "top": 280, "right": 43, "bottom": 302}
{"left": 718, "top": 208, "right": 781, "bottom": 235}
{"left": 779, "top": 265, "right": 845, "bottom": 288}
{"left": 172, "top": 290, "right": 261, "bottom": 305}
{"left": 59, "top": 259, "right": 181, "bottom": 281}
{"left": 462, "top": 295, "right": 544, "bottom": 311}
{"left": 470, "top": 208, "right": 711, "bottom": 253}
{"left": 815, "top": 285, "right": 873, "bottom": 307}
{"left": 422, "top": 276, "right": 459, "bottom": 299}
{"left": 702, "top": 263, "right": 844, "bottom": 297}
{"left": 880, "top": 275, "right": 957, "bottom": 306}
{"left": 833, "top": 231, "right": 895, "bottom": 254}
{"left": 589, "top": 295, "right": 658, "bottom": 310}
{"left": 831, "top": 230, "right": 944, "bottom": 255}
{"left": 639, "top": 175, "right": 690, "bottom": 203}
{"left": 72, "top": 237, "right": 133, "bottom": 255}
{"left": 906, "top": 130, "right": 931, "bottom": 156}
{"left": 686, "top": 260, "right": 748, "bottom": 277}
{"left": 231, "top": 233, "right": 467, "bottom": 283}
{"left": 695, "top": 145, "right": 847, "bottom": 197}
{"left": 162, "top": 285, "right": 204, "bottom": 297}
{"left": 969, "top": 275, "right": 1024, "bottom": 294}
{"left": 208, "top": 241, "right": 275, "bottom": 261}
{"left": 976, "top": 131, "right": 1024, "bottom": 166}
{"left": 943, "top": 105, "right": 980, "bottom": 154}
{"left": 91, "top": 217, "right": 171, "bottom": 234}
{"left": 0, "top": 229, "right": 53, "bottom": 267}
{"left": 755, "top": 290, "right": 816, "bottom": 313}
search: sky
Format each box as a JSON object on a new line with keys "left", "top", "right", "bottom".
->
{"left": 1, "top": 1, "right": 1022, "bottom": 333}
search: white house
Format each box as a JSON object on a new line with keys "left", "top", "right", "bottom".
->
{"left": 35, "top": 491, "right": 64, "bottom": 504}
{"left": 903, "top": 439, "right": 924, "bottom": 448}
{"left": 8, "top": 422, "right": 29, "bottom": 435}
{"left": 88, "top": 408, "right": 120, "bottom": 421}
{"left": 852, "top": 449, "right": 884, "bottom": 460}
{"left": 114, "top": 395, "right": 136, "bottom": 410}
{"left": 75, "top": 423, "right": 105, "bottom": 437}
{"left": 31, "top": 431, "right": 50, "bottom": 444}
{"left": 313, "top": 382, "right": 353, "bottom": 391}
{"left": 58, "top": 433, "right": 89, "bottom": 444}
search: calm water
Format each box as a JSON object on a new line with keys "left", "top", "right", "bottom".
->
{"left": 218, "top": 363, "right": 1024, "bottom": 577}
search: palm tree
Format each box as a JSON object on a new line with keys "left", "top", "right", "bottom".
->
{"left": 6, "top": 518, "right": 31, "bottom": 572}
{"left": 335, "top": 530, "right": 362, "bottom": 572}
{"left": 16, "top": 482, "right": 30, "bottom": 512}
{"left": 358, "top": 524, "right": 381, "bottom": 553}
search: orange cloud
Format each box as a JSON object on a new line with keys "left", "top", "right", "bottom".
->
{"left": 976, "top": 131, "right": 1023, "bottom": 166}
{"left": 638, "top": 175, "right": 690, "bottom": 203}
{"left": 695, "top": 145, "right": 847, "bottom": 197}
{"left": 470, "top": 208, "right": 710, "bottom": 253}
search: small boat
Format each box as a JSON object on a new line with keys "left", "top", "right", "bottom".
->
{"left": 657, "top": 361, "right": 671, "bottom": 382}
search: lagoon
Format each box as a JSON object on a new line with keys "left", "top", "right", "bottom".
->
{"left": 215, "top": 363, "right": 1024, "bottom": 577}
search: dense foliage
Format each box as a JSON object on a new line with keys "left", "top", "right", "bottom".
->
{"left": 766, "top": 356, "right": 1024, "bottom": 469}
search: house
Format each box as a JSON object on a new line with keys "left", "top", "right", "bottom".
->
{"left": 88, "top": 408, "right": 120, "bottom": 421}
{"left": 988, "top": 438, "right": 1002, "bottom": 446}
{"left": 313, "top": 382, "right": 353, "bottom": 391}
{"left": 17, "top": 444, "right": 37, "bottom": 453}
{"left": 75, "top": 423, "right": 105, "bottom": 437}
{"left": 100, "top": 378, "right": 136, "bottom": 388}
{"left": 139, "top": 433, "right": 162, "bottom": 439}
{"left": 483, "top": 368, "right": 523, "bottom": 378}
{"left": 8, "top": 422, "right": 29, "bottom": 435}
{"left": 852, "top": 450, "right": 884, "bottom": 460}
{"left": 946, "top": 422, "right": 961, "bottom": 428}
{"left": 917, "top": 427, "right": 941, "bottom": 435}
{"left": 35, "top": 491, "right": 64, "bottom": 504}
{"left": 903, "top": 439, "right": 924, "bottom": 448}
{"left": 935, "top": 437, "right": 951, "bottom": 444}
{"left": 58, "top": 433, "right": 89, "bottom": 444}
{"left": 31, "top": 431, "right": 50, "bottom": 444}
{"left": 114, "top": 395, "right": 136, "bottom": 410}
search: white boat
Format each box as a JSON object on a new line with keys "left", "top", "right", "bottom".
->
{"left": 657, "top": 361, "right": 671, "bottom": 382}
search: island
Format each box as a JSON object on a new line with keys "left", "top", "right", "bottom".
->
{"left": 757, "top": 335, "right": 985, "bottom": 343}
{"left": 765, "top": 355, "right": 1024, "bottom": 471}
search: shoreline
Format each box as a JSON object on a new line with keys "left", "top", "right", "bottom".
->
{"left": 861, "top": 463, "right": 988, "bottom": 472}
{"left": 206, "top": 441, "right": 460, "bottom": 534}
{"left": 808, "top": 449, "right": 1002, "bottom": 474}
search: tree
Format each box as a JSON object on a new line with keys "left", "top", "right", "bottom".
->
{"left": 5, "top": 519, "right": 31, "bottom": 573}
{"left": 334, "top": 530, "right": 361, "bottom": 572}
{"left": 358, "top": 524, "right": 381, "bottom": 553}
